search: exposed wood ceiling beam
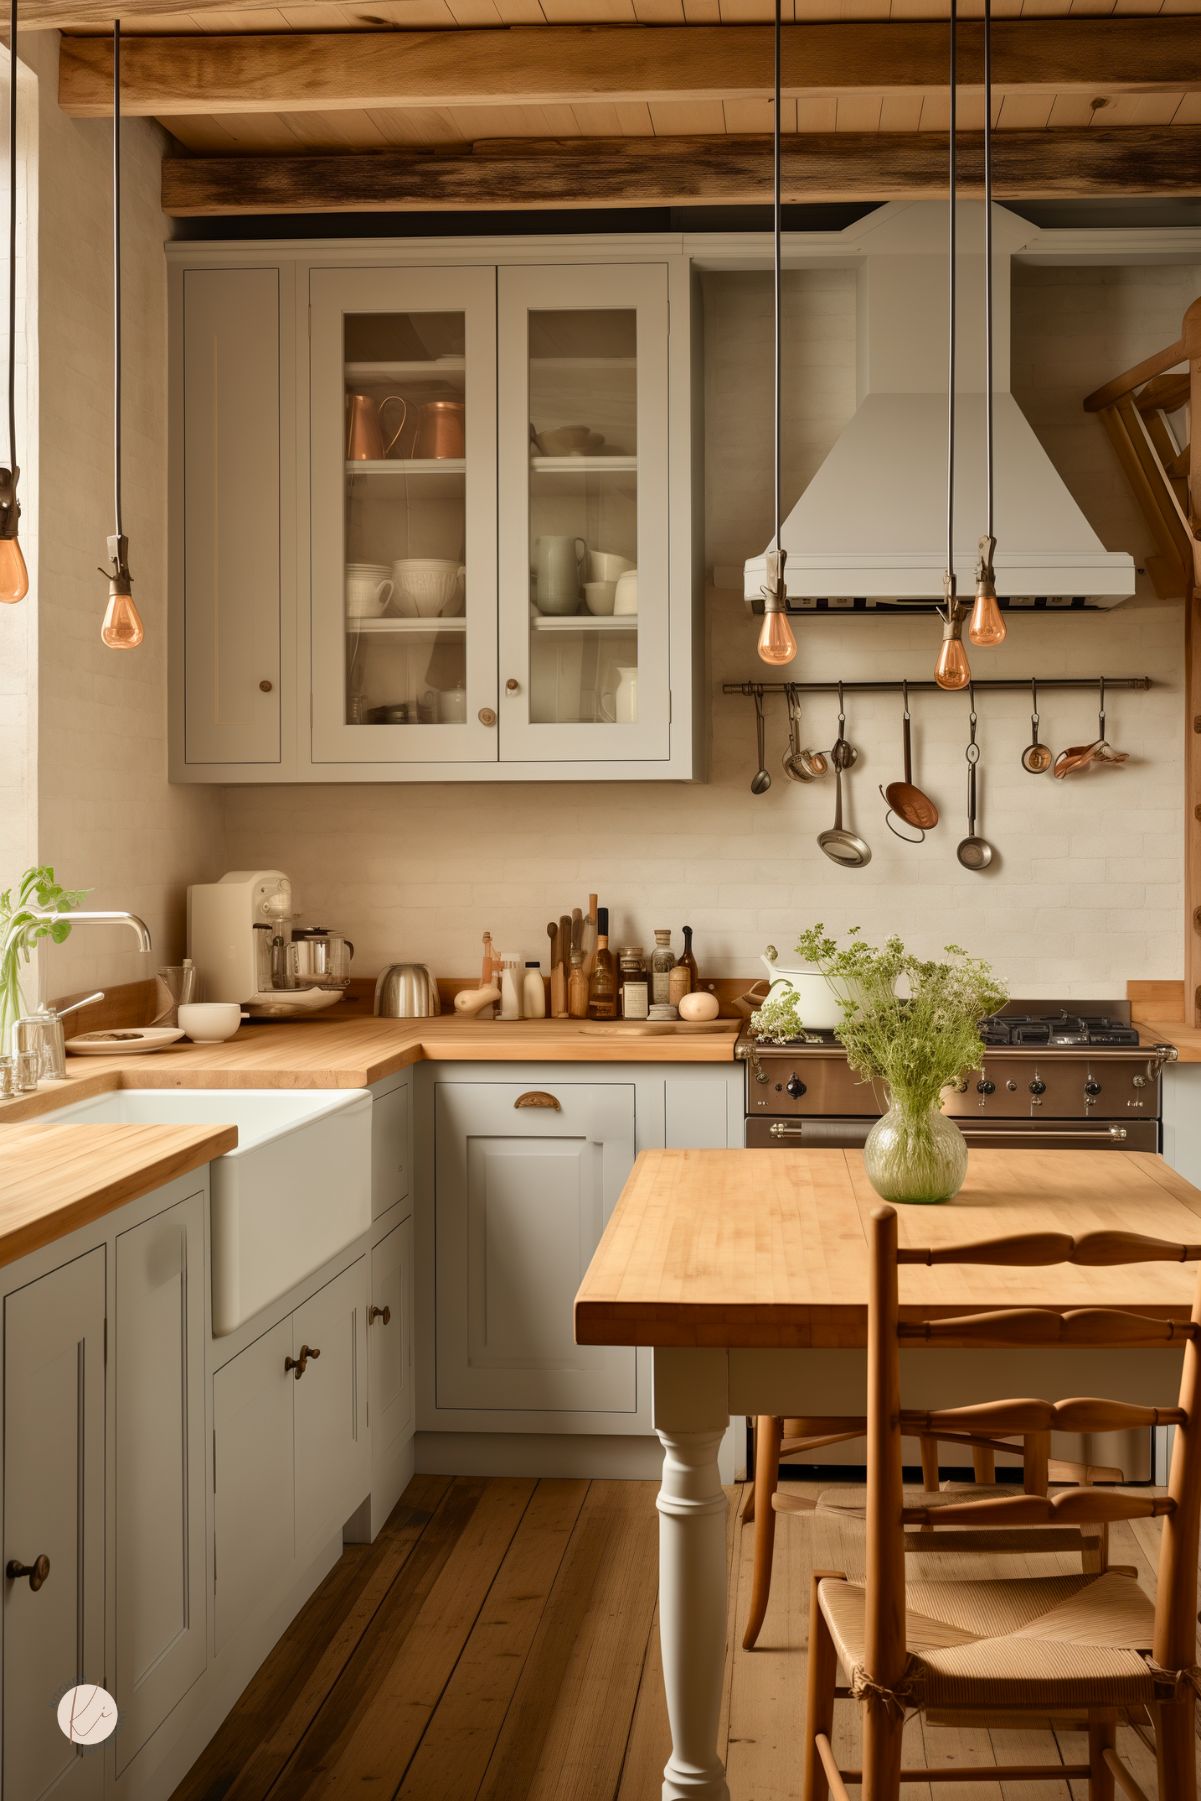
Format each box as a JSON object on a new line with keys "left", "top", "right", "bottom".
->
{"left": 61, "top": 19, "right": 1201, "bottom": 118}
{"left": 161, "top": 127, "right": 1201, "bottom": 216}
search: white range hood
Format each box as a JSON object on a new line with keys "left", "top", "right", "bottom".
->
{"left": 744, "top": 202, "right": 1135, "bottom": 611}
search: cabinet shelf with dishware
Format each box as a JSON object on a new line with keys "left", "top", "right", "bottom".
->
{"left": 168, "top": 244, "right": 700, "bottom": 781}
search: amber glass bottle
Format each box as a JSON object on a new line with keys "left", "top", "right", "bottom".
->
{"left": 587, "top": 907, "right": 617, "bottom": 1021}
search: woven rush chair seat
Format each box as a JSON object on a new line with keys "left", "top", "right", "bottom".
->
{"left": 818, "top": 1568, "right": 1162, "bottom": 1712}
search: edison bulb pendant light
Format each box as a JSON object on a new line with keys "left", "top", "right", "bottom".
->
{"left": 935, "top": 606, "right": 971, "bottom": 691}
{"left": 0, "top": 532, "right": 28, "bottom": 603}
{"left": 968, "top": 533, "right": 1006, "bottom": 646}
{"left": 758, "top": 606, "right": 797, "bottom": 666}
{"left": 100, "top": 531, "right": 144, "bottom": 650}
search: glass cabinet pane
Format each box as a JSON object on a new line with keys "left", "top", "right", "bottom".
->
{"left": 343, "top": 310, "right": 468, "bottom": 728}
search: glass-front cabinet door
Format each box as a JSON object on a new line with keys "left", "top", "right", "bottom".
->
{"left": 310, "top": 267, "right": 498, "bottom": 763}
{"left": 497, "top": 265, "right": 670, "bottom": 764}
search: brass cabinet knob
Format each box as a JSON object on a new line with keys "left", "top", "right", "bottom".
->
{"left": 368, "top": 1303, "right": 391, "bottom": 1326}
{"left": 505, "top": 678, "right": 520, "bottom": 693}
{"left": 259, "top": 679, "right": 273, "bottom": 693}
{"left": 7, "top": 1554, "right": 50, "bottom": 1592}
{"left": 478, "top": 707, "right": 497, "bottom": 727}
{"left": 284, "top": 1343, "right": 322, "bottom": 1379}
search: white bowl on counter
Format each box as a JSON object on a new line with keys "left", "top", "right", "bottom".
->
{"left": 178, "top": 1002, "right": 244, "bottom": 1044}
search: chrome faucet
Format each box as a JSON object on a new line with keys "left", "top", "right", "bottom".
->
{"left": 27, "top": 909, "right": 153, "bottom": 952}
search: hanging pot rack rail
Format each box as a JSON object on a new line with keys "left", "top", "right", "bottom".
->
{"left": 723, "top": 677, "right": 1152, "bottom": 696}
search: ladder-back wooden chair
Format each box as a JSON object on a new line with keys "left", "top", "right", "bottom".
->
{"left": 742, "top": 1414, "right": 1113, "bottom": 1650}
{"left": 805, "top": 1208, "right": 1201, "bottom": 1801}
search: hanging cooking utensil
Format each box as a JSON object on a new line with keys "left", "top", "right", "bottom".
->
{"left": 750, "top": 686, "right": 772, "bottom": 794}
{"left": 956, "top": 690, "right": 994, "bottom": 871}
{"left": 1053, "top": 677, "right": 1129, "bottom": 779}
{"left": 829, "top": 683, "right": 858, "bottom": 769}
{"left": 881, "top": 681, "right": 939, "bottom": 842}
{"left": 782, "top": 687, "right": 812, "bottom": 782}
{"left": 819, "top": 690, "right": 871, "bottom": 867}
{"left": 1021, "top": 678, "right": 1053, "bottom": 774}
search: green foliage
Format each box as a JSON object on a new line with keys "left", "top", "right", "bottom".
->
{"left": 0, "top": 867, "right": 89, "bottom": 1051}
{"left": 749, "top": 979, "right": 807, "bottom": 1044}
{"left": 792, "top": 923, "right": 1007, "bottom": 1116}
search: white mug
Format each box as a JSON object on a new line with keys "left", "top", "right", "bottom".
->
{"left": 600, "top": 665, "right": 638, "bottom": 724}
{"left": 533, "top": 536, "right": 586, "bottom": 615}
{"left": 588, "top": 549, "right": 633, "bottom": 584}
{"left": 347, "top": 574, "right": 394, "bottom": 618}
{"left": 438, "top": 684, "right": 468, "bottom": 723}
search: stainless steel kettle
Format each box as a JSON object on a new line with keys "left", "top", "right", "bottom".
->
{"left": 374, "top": 963, "right": 441, "bottom": 1018}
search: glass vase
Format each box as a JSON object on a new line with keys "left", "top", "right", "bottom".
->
{"left": 863, "top": 1093, "right": 968, "bottom": 1205}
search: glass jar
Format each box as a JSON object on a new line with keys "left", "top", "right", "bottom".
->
{"left": 862, "top": 1092, "right": 968, "bottom": 1205}
{"left": 619, "top": 947, "right": 649, "bottom": 1020}
{"left": 651, "top": 929, "right": 674, "bottom": 1005}
{"left": 498, "top": 951, "right": 523, "bottom": 1021}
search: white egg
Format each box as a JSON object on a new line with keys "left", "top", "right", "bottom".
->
{"left": 678, "top": 990, "right": 720, "bottom": 1022}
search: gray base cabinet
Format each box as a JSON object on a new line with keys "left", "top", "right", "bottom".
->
{"left": 368, "top": 1218, "right": 414, "bottom": 1534}
{"left": 3, "top": 1248, "right": 107, "bottom": 1801}
{"left": 434, "top": 1080, "right": 638, "bottom": 1425}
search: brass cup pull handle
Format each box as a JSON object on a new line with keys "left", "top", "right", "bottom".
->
{"left": 7, "top": 1554, "right": 50, "bottom": 1592}
{"left": 284, "top": 1344, "right": 322, "bottom": 1379}
{"left": 368, "top": 1303, "right": 391, "bottom": 1326}
{"left": 514, "top": 1090, "right": 561, "bottom": 1111}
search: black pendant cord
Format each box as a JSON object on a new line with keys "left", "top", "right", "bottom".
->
{"left": 772, "top": 0, "right": 782, "bottom": 561}
{"left": 6, "top": 0, "right": 16, "bottom": 477}
{"left": 983, "top": 0, "right": 993, "bottom": 547}
{"left": 112, "top": 16, "right": 122, "bottom": 541}
{"left": 944, "top": 0, "right": 957, "bottom": 615}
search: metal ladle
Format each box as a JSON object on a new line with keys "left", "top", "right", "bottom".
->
{"left": 750, "top": 686, "right": 772, "bottom": 794}
{"left": 956, "top": 693, "right": 994, "bottom": 871}
{"left": 781, "top": 687, "right": 812, "bottom": 782}
{"left": 881, "top": 681, "right": 939, "bottom": 842}
{"left": 1022, "top": 678, "right": 1053, "bottom": 774}
{"left": 818, "top": 689, "right": 871, "bottom": 867}
{"left": 829, "top": 682, "right": 858, "bottom": 769}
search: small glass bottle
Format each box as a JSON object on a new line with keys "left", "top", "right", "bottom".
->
{"left": 523, "top": 960, "right": 546, "bottom": 1019}
{"left": 498, "top": 951, "right": 523, "bottom": 1021}
{"left": 680, "top": 924, "right": 699, "bottom": 990}
{"left": 651, "top": 929, "right": 674, "bottom": 1005}
{"left": 568, "top": 950, "right": 589, "bottom": 1019}
{"left": 620, "top": 947, "right": 649, "bottom": 1020}
{"left": 588, "top": 909, "right": 617, "bottom": 1021}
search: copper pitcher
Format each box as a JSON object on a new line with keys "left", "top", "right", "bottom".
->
{"left": 413, "top": 399, "right": 465, "bottom": 460}
{"left": 346, "top": 393, "right": 408, "bottom": 462}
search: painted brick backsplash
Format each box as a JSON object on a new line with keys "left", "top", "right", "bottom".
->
{"left": 223, "top": 258, "right": 1192, "bottom": 997}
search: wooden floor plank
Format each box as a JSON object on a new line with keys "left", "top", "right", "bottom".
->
{"left": 476, "top": 1479, "right": 661, "bottom": 1801}
{"left": 270, "top": 1477, "right": 536, "bottom": 1798}
{"left": 170, "top": 1473, "right": 453, "bottom": 1801}
{"left": 397, "top": 1479, "right": 590, "bottom": 1801}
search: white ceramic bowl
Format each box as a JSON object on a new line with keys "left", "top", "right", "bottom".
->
{"left": 178, "top": 1002, "right": 244, "bottom": 1045}
{"left": 391, "top": 559, "right": 466, "bottom": 618}
{"left": 614, "top": 569, "right": 638, "bottom": 616}
{"left": 583, "top": 580, "right": 616, "bottom": 616}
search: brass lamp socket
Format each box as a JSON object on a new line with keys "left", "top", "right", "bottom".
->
{"left": 974, "top": 532, "right": 998, "bottom": 599}
{"left": 102, "top": 532, "right": 133, "bottom": 596}
{"left": 762, "top": 546, "right": 788, "bottom": 612}
{"left": 0, "top": 465, "right": 21, "bottom": 541}
{"left": 942, "top": 571, "right": 960, "bottom": 622}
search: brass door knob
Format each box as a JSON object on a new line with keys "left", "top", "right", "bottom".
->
{"left": 259, "top": 679, "right": 273, "bottom": 693}
{"left": 478, "top": 707, "right": 497, "bottom": 727}
{"left": 368, "top": 1303, "right": 391, "bottom": 1326}
{"left": 505, "top": 678, "right": 520, "bottom": 693}
{"left": 7, "top": 1554, "right": 50, "bottom": 1592}
{"left": 284, "top": 1343, "right": 322, "bottom": 1379}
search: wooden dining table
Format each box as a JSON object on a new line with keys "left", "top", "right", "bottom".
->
{"left": 574, "top": 1146, "right": 1201, "bottom": 1801}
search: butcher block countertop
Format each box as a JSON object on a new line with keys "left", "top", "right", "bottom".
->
{"left": 1134, "top": 1015, "right": 1201, "bottom": 1062}
{"left": 574, "top": 1146, "right": 1201, "bottom": 1351}
{"left": 0, "top": 1120, "right": 238, "bottom": 1267}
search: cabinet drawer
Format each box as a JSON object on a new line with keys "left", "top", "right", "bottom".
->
{"left": 372, "top": 1079, "right": 412, "bottom": 1219}
{"left": 435, "top": 1082, "right": 637, "bottom": 1419}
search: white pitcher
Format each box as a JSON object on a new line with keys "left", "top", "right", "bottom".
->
{"left": 600, "top": 665, "right": 638, "bottom": 724}
{"left": 533, "top": 536, "right": 586, "bottom": 615}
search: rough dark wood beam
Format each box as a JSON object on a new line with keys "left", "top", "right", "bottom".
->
{"left": 62, "top": 19, "right": 1201, "bottom": 118}
{"left": 161, "top": 127, "right": 1201, "bottom": 215}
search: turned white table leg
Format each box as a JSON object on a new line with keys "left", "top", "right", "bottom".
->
{"left": 654, "top": 1349, "right": 731, "bottom": 1801}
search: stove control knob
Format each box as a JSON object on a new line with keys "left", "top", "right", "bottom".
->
{"left": 1028, "top": 1078, "right": 1047, "bottom": 1097}
{"left": 1132, "top": 1074, "right": 1148, "bottom": 1089}
{"left": 976, "top": 1079, "right": 995, "bottom": 1096}
{"left": 785, "top": 1075, "right": 806, "bottom": 1100}
{"left": 1084, "top": 1079, "right": 1102, "bottom": 1098}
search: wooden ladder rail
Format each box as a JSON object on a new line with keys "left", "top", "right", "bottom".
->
{"left": 1085, "top": 297, "right": 1201, "bottom": 1027}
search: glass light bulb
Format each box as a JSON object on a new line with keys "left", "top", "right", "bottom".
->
{"left": 935, "top": 633, "right": 971, "bottom": 690}
{"left": 101, "top": 589, "right": 145, "bottom": 650}
{"left": 0, "top": 533, "right": 28, "bottom": 603}
{"left": 757, "top": 608, "right": 797, "bottom": 666}
{"left": 968, "top": 584, "right": 1007, "bottom": 647}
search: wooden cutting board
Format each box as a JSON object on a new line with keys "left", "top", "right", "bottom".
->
{"left": 578, "top": 1019, "right": 733, "bottom": 1037}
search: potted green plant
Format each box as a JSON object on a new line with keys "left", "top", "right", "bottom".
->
{"left": 793, "top": 924, "right": 1006, "bottom": 1204}
{"left": 0, "top": 867, "right": 88, "bottom": 1054}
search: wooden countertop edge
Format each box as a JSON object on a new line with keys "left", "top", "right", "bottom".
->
{"left": 1134, "top": 1017, "right": 1201, "bottom": 1061}
{"left": 0, "top": 1122, "right": 239, "bottom": 1268}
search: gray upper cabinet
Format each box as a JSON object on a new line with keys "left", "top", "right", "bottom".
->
{"left": 168, "top": 243, "right": 701, "bottom": 784}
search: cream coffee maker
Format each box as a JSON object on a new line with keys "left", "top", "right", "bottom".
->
{"left": 187, "top": 870, "right": 341, "bottom": 1016}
